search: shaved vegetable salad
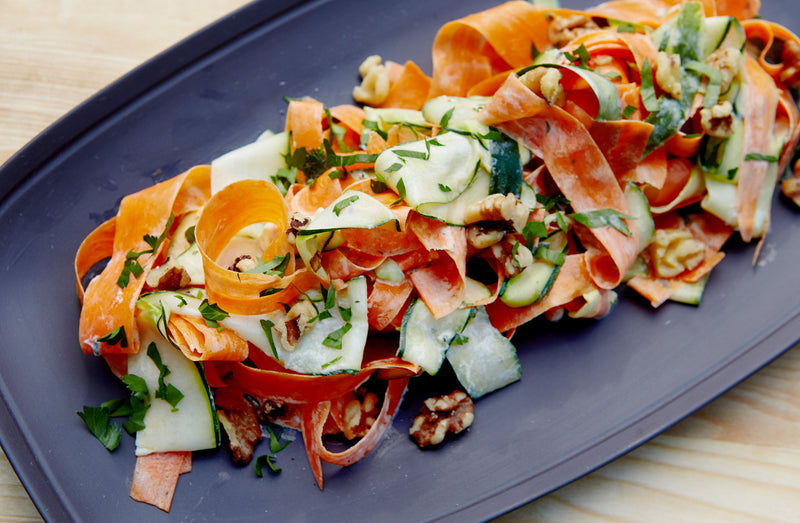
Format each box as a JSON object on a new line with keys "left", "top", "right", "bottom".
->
{"left": 75, "top": 0, "right": 800, "bottom": 512}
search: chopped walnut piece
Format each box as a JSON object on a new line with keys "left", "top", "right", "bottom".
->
{"left": 464, "top": 193, "right": 529, "bottom": 233}
{"left": 706, "top": 47, "right": 741, "bottom": 92}
{"left": 352, "top": 55, "right": 390, "bottom": 106}
{"left": 654, "top": 52, "right": 682, "bottom": 99}
{"left": 466, "top": 224, "right": 506, "bottom": 250}
{"left": 549, "top": 14, "right": 599, "bottom": 48}
{"left": 148, "top": 265, "right": 190, "bottom": 291}
{"left": 286, "top": 213, "right": 310, "bottom": 246}
{"left": 519, "top": 67, "right": 565, "bottom": 107}
{"left": 651, "top": 228, "right": 705, "bottom": 278}
{"left": 782, "top": 169, "right": 800, "bottom": 207}
{"left": 217, "top": 407, "right": 262, "bottom": 466}
{"left": 491, "top": 237, "right": 534, "bottom": 277}
{"left": 780, "top": 39, "right": 800, "bottom": 87}
{"left": 700, "top": 100, "right": 734, "bottom": 138}
{"left": 229, "top": 254, "right": 258, "bottom": 273}
{"left": 410, "top": 391, "right": 475, "bottom": 448}
{"left": 341, "top": 391, "right": 380, "bottom": 440}
{"left": 284, "top": 300, "right": 318, "bottom": 346}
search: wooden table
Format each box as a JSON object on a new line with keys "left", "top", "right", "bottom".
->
{"left": 2, "top": 1, "right": 800, "bottom": 521}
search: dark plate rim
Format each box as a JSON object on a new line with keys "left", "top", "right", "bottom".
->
{"left": 1, "top": 1, "right": 799, "bottom": 521}
{"left": 0, "top": 1, "right": 310, "bottom": 520}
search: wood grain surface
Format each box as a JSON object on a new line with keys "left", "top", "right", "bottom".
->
{"left": 2, "top": 1, "right": 800, "bottom": 521}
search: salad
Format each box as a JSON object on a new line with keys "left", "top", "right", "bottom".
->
{"left": 74, "top": 0, "right": 800, "bottom": 512}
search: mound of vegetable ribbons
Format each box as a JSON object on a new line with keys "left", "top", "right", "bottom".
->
{"left": 75, "top": 0, "right": 800, "bottom": 512}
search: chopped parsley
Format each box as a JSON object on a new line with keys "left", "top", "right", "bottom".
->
{"left": 117, "top": 214, "right": 175, "bottom": 288}
{"left": 246, "top": 253, "right": 291, "bottom": 277}
{"left": 745, "top": 153, "right": 779, "bottom": 163}
{"left": 199, "top": 300, "right": 229, "bottom": 329}
{"left": 78, "top": 372, "right": 153, "bottom": 450}
{"left": 451, "top": 332, "right": 470, "bottom": 346}
{"left": 439, "top": 107, "right": 455, "bottom": 128}
{"left": 147, "top": 342, "right": 184, "bottom": 411}
{"left": 569, "top": 209, "right": 632, "bottom": 236}
{"left": 333, "top": 194, "right": 360, "bottom": 216}
{"left": 254, "top": 424, "right": 291, "bottom": 476}
{"left": 260, "top": 319, "right": 280, "bottom": 359}
{"left": 77, "top": 406, "right": 122, "bottom": 451}
{"left": 97, "top": 326, "right": 128, "bottom": 349}
{"left": 322, "top": 323, "right": 352, "bottom": 350}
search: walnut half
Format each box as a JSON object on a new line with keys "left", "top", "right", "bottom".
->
{"left": 410, "top": 391, "right": 475, "bottom": 448}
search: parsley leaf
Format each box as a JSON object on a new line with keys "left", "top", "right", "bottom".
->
{"left": 640, "top": 58, "right": 660, "bottom": 113}
{"left": 246, "top": 253, "right": 291, "bottom": 277}
{"left": 199, "top": 300, "right": 229, "bottom": 329}
{"left": 745, "top": 153, "right": 779, "bottom": 163}
{"left": 333, "top": 195, "right": 359, "bottom": 216}
{"left": 255, "top": 454, "right": 281, "bottom": 476}
{"left": 569, "top": 209, "right": 632, "bottom": 236}
{"left": 77, "top": 406, "right": 122, "bottom": 451}
{"left": 255, "top": 425, "right": 290, "bottom": 476}
{"left": 97, "top": 326, "right": 128, "bottom": 348}
{"left": 439, "top": 107, "right": 455, "bottom": 128}
{"left": 391, "top": 178, "right": 407, "bottom": 206}
{"left": 322, "top": 323, "right": 352, "bottom": 350}
{"left": 321, "top": 356, "right": 343, "bottom": 369}
{"left": 147, "top": 343, "right": 183, "bottom": 411}
{"left": 260, "top": 319, "right": 280, "bottom": 359}
{"left": 565, "top": 44, "right": 591, "bottom": 69}
{"left": 451, "top": 332, "right": 469, "bottom": 345}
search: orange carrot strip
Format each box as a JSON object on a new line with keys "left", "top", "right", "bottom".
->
{"left": 392, "top": 248, "right": 438, "bottom": 272}
{"left": 288, "top": 171, "right": 344, "bottom": 216}
{"left": 78, "top": 166, "right": 211, "bottom": 355}
{"left": 194, "top": 178, "right": 322, "bottom": 315}
{"left": 430, "top": 1, "right": 550, "bottom": 97}
{"left": 379, "top": 61, "right": 432, "bottom": 110}
{"left": 230, "top": 352, "right": 419, "bottom": 405}
{"left": 368, "top": 279, "right": 415, "bottom": 330}
{"left": 321, "top": 247, "right": 385, "bottom": 281}
{"left": 626, "top": 276, "right": 688, "bottom": 308}
{"left": 410, "top": 259, "right": 465, "bottom": 319}
{"left": 129, "top": 451, "right": 191, "bottom": 512}
{"left": 167, "top": 315, "right": 249, "bottom": 361}
{"left": 74, "top": 217, "right": 116, "bottom": 303}
{"left": 407, "top": 214, "right": 468, "bottom": 317}
{"left": 646, "top": 155, "right": 691, "bottom": 207}
{"left": 329, "top": 104, "right": 366, "bottom": 137}
{"left": 480, "top": 74, "right": 638, "bottom": 288}
{"left": 285, "top": 98, "right": 325, "bottom": 152}
{"left": 587, "top": 1, "right": 680, "bottom": 27}
{"left": 339, "top": 224, "right": 424, "bottom": 257}
{"left": 302, "top": 377, "right": 409, "bottom": 489}
{"left": 486, "top": 254, "right": 595, "bottom": 332}
{"left": 589, "top": 119, "right": 654, "bottom": 179}
{"left": 714, "top": 0, "right": 760, "bottom": 18}
{"left": 737, "top": 55, "right": 779, "bottom": 242}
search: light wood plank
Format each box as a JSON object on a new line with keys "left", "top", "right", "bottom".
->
{"left": 3, "top": 2, "right": 800, "bottom": 522}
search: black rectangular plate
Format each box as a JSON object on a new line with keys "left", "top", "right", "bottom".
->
{"left": 1, "top": 0, "right": 799, "bottom": 521}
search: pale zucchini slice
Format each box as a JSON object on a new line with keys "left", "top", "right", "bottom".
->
{"left": 129, "top": 317, "right": 218, "bottom": 456}
{"left": 298, "top": 190, "right": 398, "bottom": 236}
{"left": 398, "top": 300, "right": 473, "bottom": 375}
{"left": 374, "top": 132, "right": 490, "bottom": 207}
{"left": 446, "top": 307, "right": 521, "bottom": 398}
{"left": 416, "top": 168, "right": 491, "bottom": 225}
{"left": 422, "top": 95, "right": 491, "bottom": 134}
{"left": 269, "top": 276, "right": 369, "bottom": 375}
{"left": 210, "top": 130, "right": 290, "bottom": 194}
{"left": 624, "top": 182, "right": 655, "bottom": 254}
{"left": 500, "top": 258, "right": 560, "bottom": 308}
